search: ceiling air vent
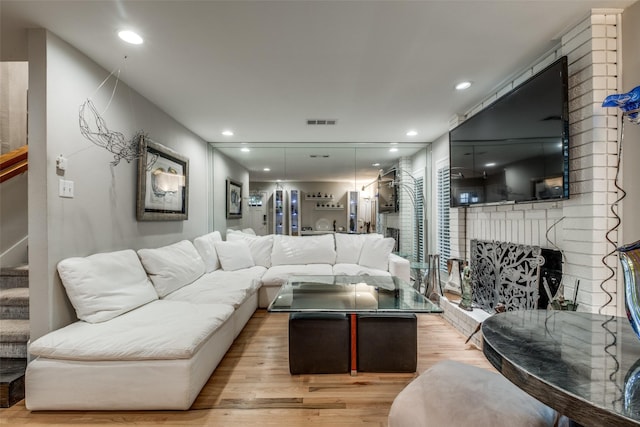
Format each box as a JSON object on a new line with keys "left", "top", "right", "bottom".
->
{"left": 309, "top": 154, "right": 330, "bottom": 158}
{"left": 307, "top": 119, "right": 337, "bottom": 125}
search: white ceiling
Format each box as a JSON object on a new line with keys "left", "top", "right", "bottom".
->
{"left": 2, "top": 0, "right": 636, "bottom": 182}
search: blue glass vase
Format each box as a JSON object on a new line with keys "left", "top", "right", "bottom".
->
{"left": 618, "top": 240, "right": 640, "bottom": 340}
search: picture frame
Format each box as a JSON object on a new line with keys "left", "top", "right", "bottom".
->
{"left": 226, "top": 178, "right": 243, "bottom": 219}
{"left": 136, "top": 137, "right": 189, "bottom": 221}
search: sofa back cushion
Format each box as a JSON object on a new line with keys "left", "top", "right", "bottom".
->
{"left": 271, "top": 234, "right": 336, "bottom": 266}
{"left": 193, "top": 231, "right": 222, "bottom": 273}
{"left": 335, "top": 233, "right": 383, "bottom": 264}
{"left": 57, "top": 249, "right": 159, "bottom": 323}
{"left": 214, "top": 240, "right": 256, "bottom": 271}
{"left": 137, "top": 240, "right": 205, "bottom": 297}
{"left": 358, "top": 237, "right": 396, "bottom": 270}
{"left": 226, "top": 232, "right": 273, "bottom": 267}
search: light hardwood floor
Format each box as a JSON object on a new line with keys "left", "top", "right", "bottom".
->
{"left": 1, "top": 310, "right": 494, "bottom": 426}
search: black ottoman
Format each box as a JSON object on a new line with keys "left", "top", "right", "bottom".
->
{"left": 288, "top": 312, "right": 351, "bottom": 374}
{"left": 357, "top": 313, "right": 417, "bottom": 372}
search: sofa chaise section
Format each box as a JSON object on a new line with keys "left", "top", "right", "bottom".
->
{"left": 25, "top": 242, "right": 257, "bottom": 411}
{"left": 26, "top": 300, "right": 234, "bottom": 410}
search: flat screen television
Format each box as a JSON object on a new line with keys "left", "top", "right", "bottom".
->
{"left": 449, "top": 56, "right": 570, "bottom": 207}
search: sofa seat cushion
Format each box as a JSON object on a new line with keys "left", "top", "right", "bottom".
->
{"left": 163, "top": 266, "right": 266, "bottom": 307}
{"left": 29, "top": 300, "right": 234, "bottom": 361}
{"left": 271, "top": 234, "right": 336, "bottom": 266}
{"left": 57, "top": 249, "right": 159, "bottom": 323}
{"left": 261, "top": 264, "right": 334, "bottom": 287}
{"left": 332, "top": 263, "right": 392, "bottom": 278}
{"left": 137, "top": 240, "right": 205, "bottom": 297}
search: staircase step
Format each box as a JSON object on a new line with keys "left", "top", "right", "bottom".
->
{"left": 0, "top": 266, "right": 28, "bottom": 290}
{"left": 0, "top": 319, "right": 29, "bottom": 358}
{"left": 0, "top": 358, "right": 27, "bottom": 407}
{"left": 0, "top": 288, "right": 29, "bottom": 320}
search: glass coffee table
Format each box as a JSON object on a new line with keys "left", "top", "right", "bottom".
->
{"left": 268, "top": 275, "right": 442, "bottom": 312}
{"left": 268, "top": 275, "right": 442, "bottom": 374}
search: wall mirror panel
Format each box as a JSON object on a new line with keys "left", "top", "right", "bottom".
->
{"left": 211, "top": 142, "right": 430, "bottom": 260}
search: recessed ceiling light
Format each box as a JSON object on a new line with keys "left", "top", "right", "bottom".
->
{"left": 406, "top": 130, "right": 418, "bottom": 137}
{"left": 389, "top": 148, "right": 398, "bottom": 153}
{"left": 485, "top": 162, "right": 496, "bottom": 167}
{"left": 241, "top": 147, "right": 250, "bottom": 152}
{"left": 455, "top": 81, "right": 472, "bottom": 90}
{"left": 118, "top": 30, "right": 143, "bottom": 45}
{"left": 263, "top": 168, "right": 271, "bottom": 172}
{"left": 372, "top": 163, "right": 380, "bottom": 167}
{"left": 222, "top": 130, "right": 234, "bottom": 136}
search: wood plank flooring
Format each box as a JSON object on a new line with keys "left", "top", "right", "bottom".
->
{"left": 0, "top": 310, "right": 494, "bottom": 426}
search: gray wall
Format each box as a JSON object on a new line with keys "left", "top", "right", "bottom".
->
{"left": 28, "top": 30, "right": 210, "bottom": 340}
{"left": 0, "top": 173, "right": 28, "bottom": 267}
{"left": 211, "top": 147, "right": 250, "bottom": 234}
{"left": 622, "top": 1, "right": 640, "bottom": 243}
{"left": 0, "top": 61, "right": 28, "bottom": 153}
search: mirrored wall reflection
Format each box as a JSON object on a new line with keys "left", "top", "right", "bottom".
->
{"left": 210, "top": 142, "right": 430, "bottom": 257}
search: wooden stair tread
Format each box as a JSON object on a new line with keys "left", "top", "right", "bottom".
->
{"left": 0, "top": 320, "right": 29, "bottom": 342}
{"left": 0, "top": 288, "right": 29, "bottom": 305}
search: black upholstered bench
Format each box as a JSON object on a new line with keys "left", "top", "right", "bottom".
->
{"left": 356, "top": 313, "right": 417, "bottom": 372}
{"left": 288, "top": 312, "right": 351, "bottom": 374}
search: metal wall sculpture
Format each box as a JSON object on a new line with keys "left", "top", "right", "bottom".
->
{"left": 471, "top": 239, "right": 545, "bottom": 312}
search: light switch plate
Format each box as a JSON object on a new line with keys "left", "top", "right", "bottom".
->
{"left": 59, "top": 179, "right": 74, "bottom": 198}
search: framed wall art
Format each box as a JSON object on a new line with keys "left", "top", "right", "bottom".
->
{"left": 226, "top": 178, "right": 243, "bottom": 219}
{"left": 136, "top": 137, "right": 189, "bottom": 221}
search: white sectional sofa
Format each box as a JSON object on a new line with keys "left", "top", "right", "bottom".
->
{"left": 25, "top": 231, "right": 409, "bottom": 410}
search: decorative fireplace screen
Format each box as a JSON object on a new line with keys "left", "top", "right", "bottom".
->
{"left": 471, "top": 239, "right": 545, "bottom": 312}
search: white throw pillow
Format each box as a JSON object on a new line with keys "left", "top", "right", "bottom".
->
{"left": 358, "top": 237, "right": 396, "bottom": 270}
{"left": 214, "top": 240, "right": 256, "bottom": 271}
{"left": 227, "top": 232, "right": 273, "bottom": 267}
{"left": 242, "top": 228, "right": 256, "bottom": 235}
{"left": 193, "top": 231, "right": 222, "bottom": 273}
{"left": 137, "top": 240, "right": 205, "bottom": 297}
{"left": 57, "top": 249, "right": 158, "bottom": 323}
{"left": 270, "top": 234, "right": 337, "bottom": 266}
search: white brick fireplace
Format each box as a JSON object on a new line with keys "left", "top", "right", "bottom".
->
{"left": 446, "top": 9, "right": 625, "bottom": 318}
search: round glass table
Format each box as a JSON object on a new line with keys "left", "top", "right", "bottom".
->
{"left": 482, "top": 310, "right": 640, "bottom": 427}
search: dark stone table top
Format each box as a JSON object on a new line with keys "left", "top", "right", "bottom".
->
{"left": 482, "top": 310, "right": 640, "bottom": 427}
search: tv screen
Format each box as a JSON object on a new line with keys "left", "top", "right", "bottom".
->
{"left": 449, "top": 56, "right": 569, "bottom": 207}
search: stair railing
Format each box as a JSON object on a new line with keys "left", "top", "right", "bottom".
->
{"left": 0, "top": 145, "right": 28, "bottom": 183}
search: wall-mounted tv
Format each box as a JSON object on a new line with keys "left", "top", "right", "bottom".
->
{"left": 449, "top": 56, "right": 570, "bottom": 207}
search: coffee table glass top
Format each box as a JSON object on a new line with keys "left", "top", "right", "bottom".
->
{"left": 267, "top": 275, "right": 443, "bottom": 313}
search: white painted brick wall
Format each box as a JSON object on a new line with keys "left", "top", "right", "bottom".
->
{"left": 447, "top": 10, "right": 624, "bottom": 316}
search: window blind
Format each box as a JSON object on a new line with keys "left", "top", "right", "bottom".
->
{"left": 414, "top": 177, "right": 425, "bottom": 263}
{"left": 437, "top": 167, "right": 450, "bottom": 271}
